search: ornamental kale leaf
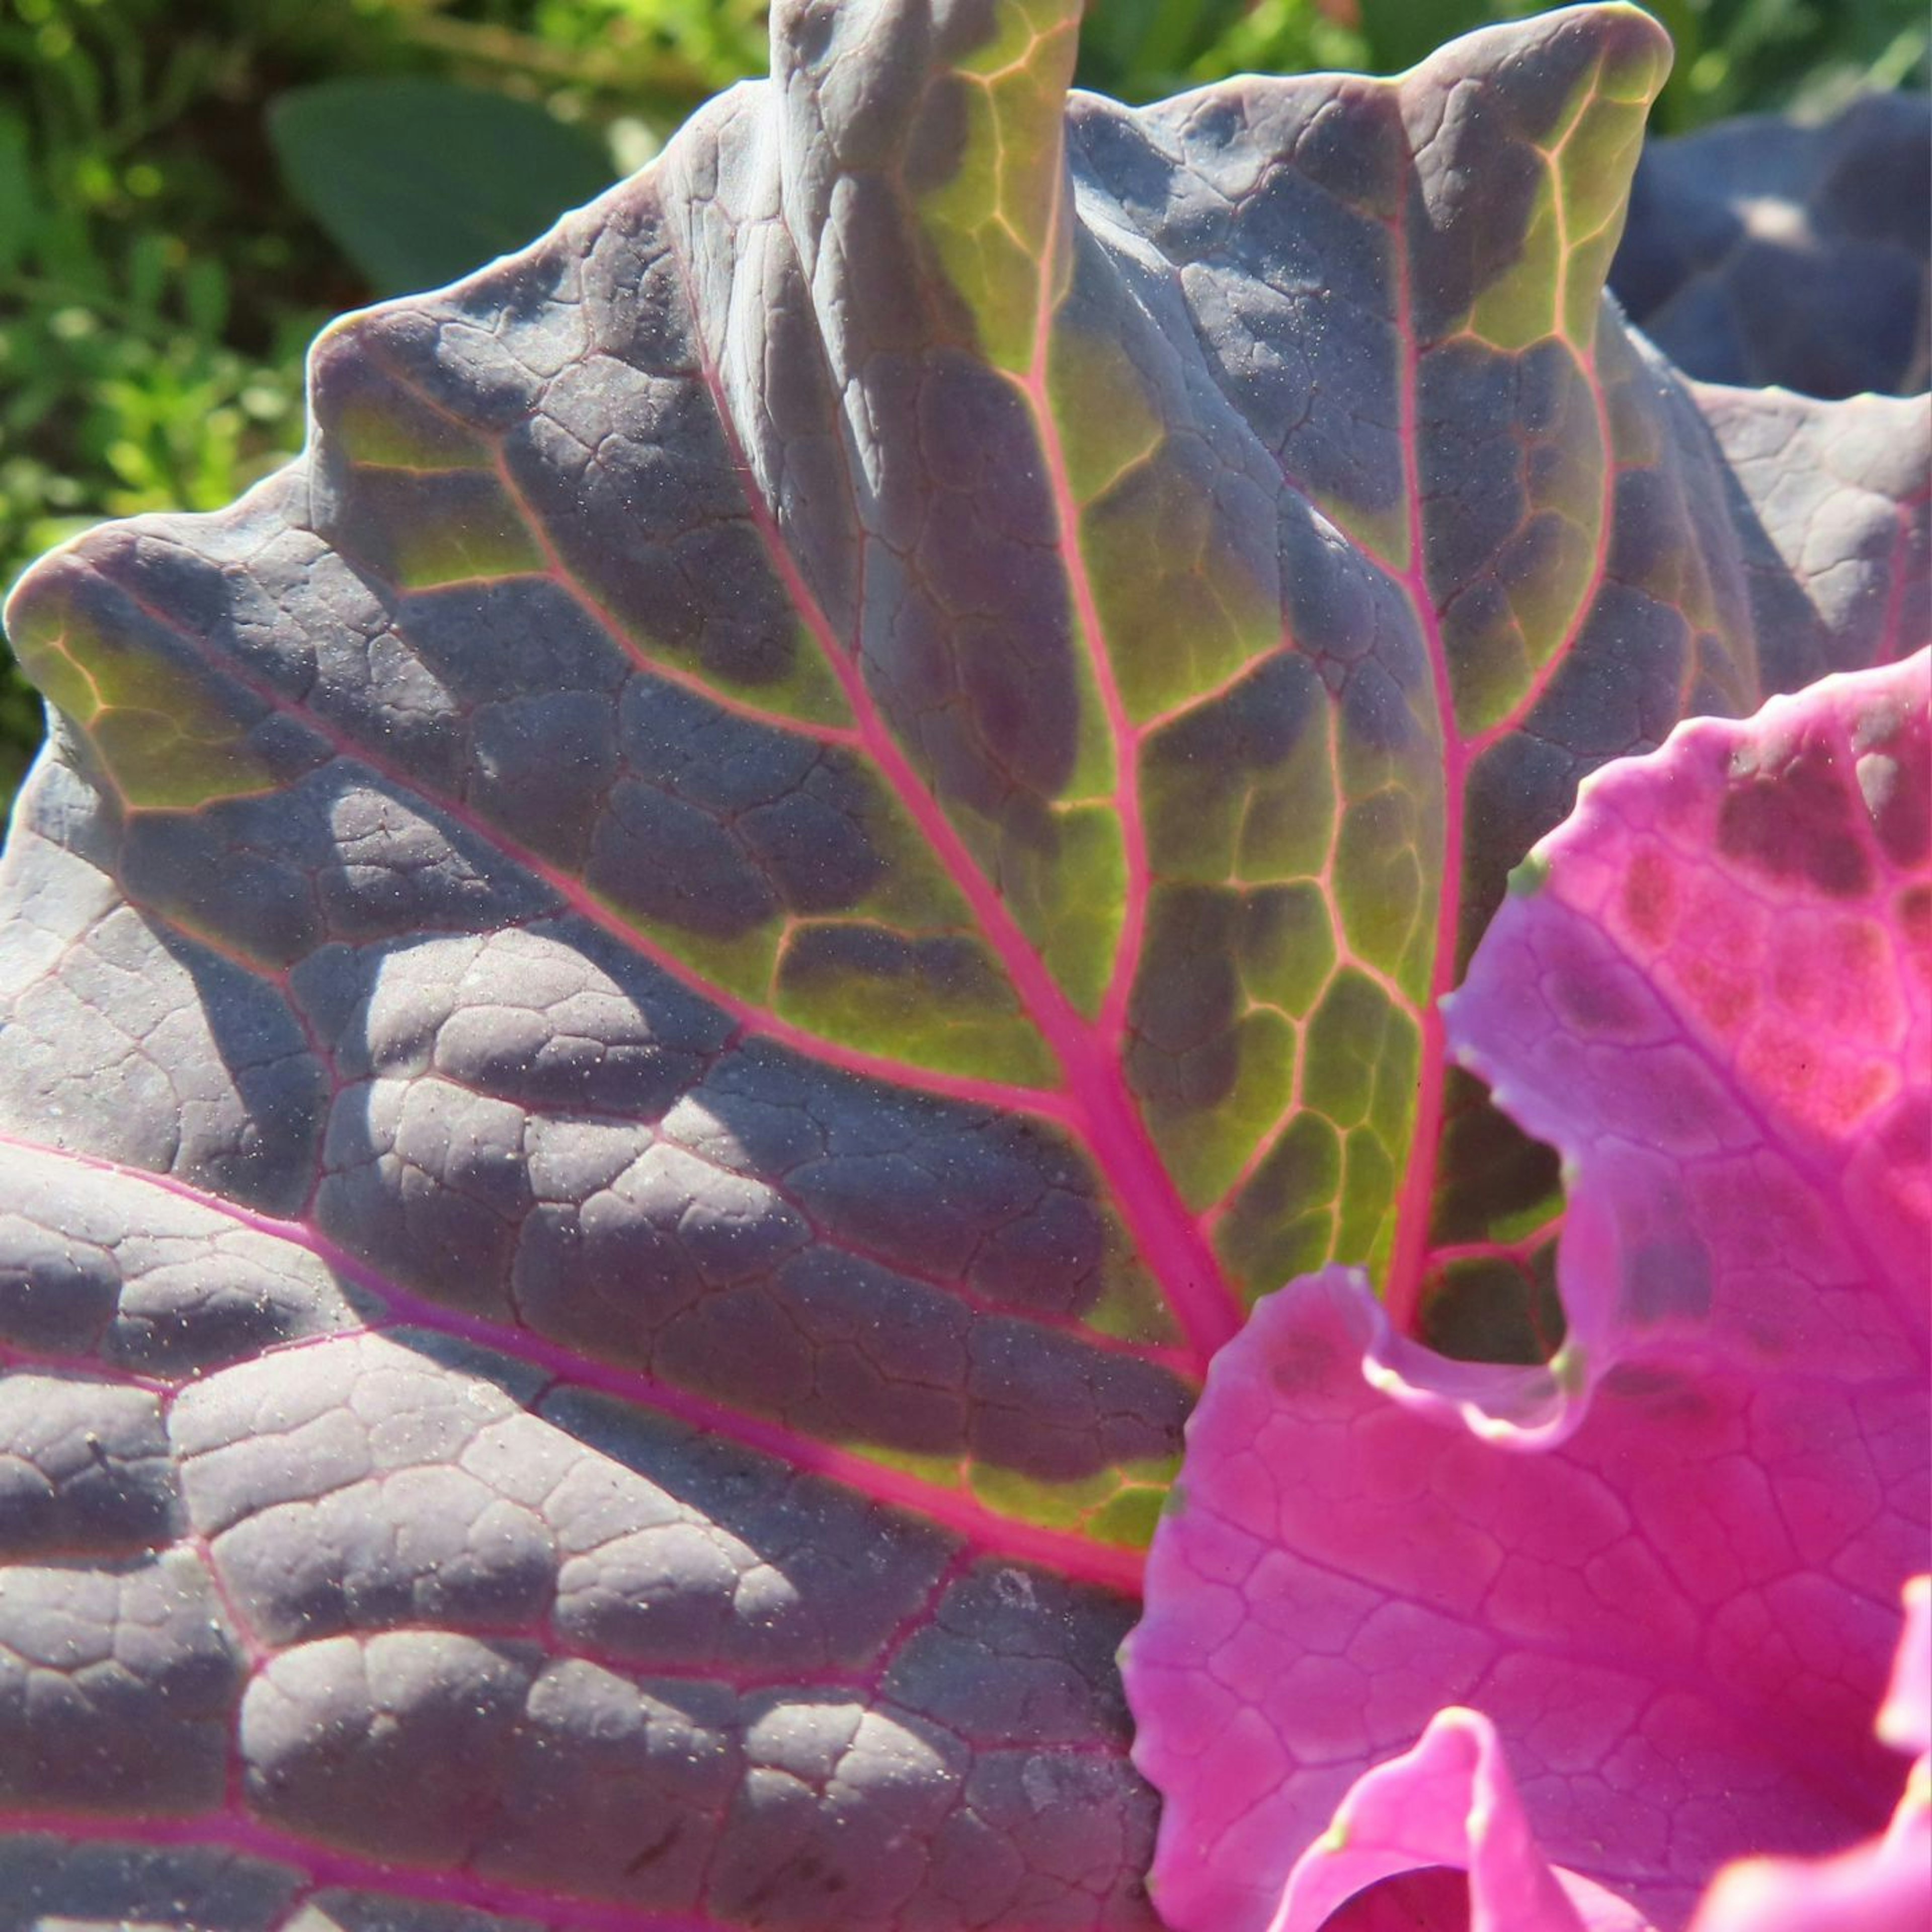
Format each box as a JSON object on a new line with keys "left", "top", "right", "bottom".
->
{"left": 0, "top": 5, "right": 1923, "bottom": 1928}
{"left": 1612, "top": 91, "right": 1931, "bottom": 398}
{"left": 1125, "top": 651, "right": 1930, "bottom": 1931}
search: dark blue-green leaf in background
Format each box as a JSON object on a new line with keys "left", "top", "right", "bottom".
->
{"left": 268, "top": 78, "right": 618, "bottom": 297}
{"left": 0, "top": 106, "right": 36, "bottom": 279}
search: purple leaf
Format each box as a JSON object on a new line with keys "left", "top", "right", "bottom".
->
{"left": 1126, "top": 651, "right": 1930, "bottom": 1930}
{"left": 1612, "top": 93, "right": 1931, "bottom": 399}
{"left": 1, "top": 1, "right": 1926, "bottom": 1924}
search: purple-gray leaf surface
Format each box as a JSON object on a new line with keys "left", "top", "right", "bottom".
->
{"left": 0, "top": 4, "right": 1924, "bottom": 1928}
{"left": 1612, "top": 90, "right": 1931, "bottom": 397}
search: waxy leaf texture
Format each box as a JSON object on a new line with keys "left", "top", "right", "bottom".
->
{"left": 1125, "top": 651, "right": 1932, "bottom": 1931}
{"left": 0, "top": 3, "right": 1925, "bottom": 1926}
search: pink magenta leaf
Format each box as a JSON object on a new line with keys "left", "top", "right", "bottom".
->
{"left": 1126, "top": 653, "right": 1931, "bottom": 1932}
{"left": 1270, "top": 1707, "right": 1650, "bottom": 1932}
{"left": 1878, "top": 1572, "right": 1931, "bottom": 1759}
{"left": 1684, "top": 1574, "right": 1930, "bottom": 1932}
{"left": 1292, "top": 1578, "right": 1930, "bottom": 1932}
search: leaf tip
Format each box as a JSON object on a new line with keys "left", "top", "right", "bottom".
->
{"left": 1593, "top": 2, "right": 1676, "bottom": 102}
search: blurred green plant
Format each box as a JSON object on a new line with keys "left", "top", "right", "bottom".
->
{"left": 268, "top": 77, "right": 617, "bottom": 295}
{"left": 1, "top": 0, "right": 1925, "bottom": 804}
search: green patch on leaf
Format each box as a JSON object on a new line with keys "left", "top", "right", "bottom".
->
{"left": 9, "top": 596, "right": 286, "bottom": 809}
{"left": 1302, "top": 971, "right": 1402, "bottom": 1127}
{"left": 1049, "top": 320, "right": 1164, "bottom": 506}
{"left": 736, "top": 624, "right": 860, "bottom": 732}
{"left": 1084, "top": 1479, "right": 1170, "bottom": 1548}
{"left": 1439, "top": 339, "right": 1607, "bottom": 738}
{"left": 1079, "top": 444, "right": 1281, "bottom": 722}
{"left": 1153, "top": 1005, "right": 1299, "bottom": 1212}
{"left": 1214, "top": 1110, "right": 1344, "bottom": 1304}
{"left": 1080, "top": 1238, "right": 1184, "bottom": 1347}
{"left": 331, "top": 409, "right": 492, "bottom": 472}
{"left": 1462, "top": 40, "right": 1663, "bottom": 353}
{"left": 1142, "top": 655, "right": 1335, "bottom": 883}
{"left": 1237, "top": 883, "right": 1338, "bottom": 1020}
{"left": 989, "top": 799, "right": 1126, "bottom": 1019}
{"left": 1337, "top": 1122, "right": 1401, "bottom": 1269}
{"left": 1333, "top": 791, "right": 1430, "bottom": 994}
{"left": 372, "top": 472, "right": 548, "bottom": 588}
{"left": 968, "top": 1453, "right": 1179, "bottom": 1544}
{"left": 918, "top": 0, "right": 1081, "bottom": 372}
{"left": 968, "top": 1460, "right": 1124, "bottom": 1530}
{"left": 777, "top": 923, "right": 1057, "bottom": 1085}
{"left": 1508, "top": 851, "right": 1553, "bottom": 896}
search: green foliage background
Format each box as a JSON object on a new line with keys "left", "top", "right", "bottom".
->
{"left": 1, "top": 0, "right": 1925, "bottom": 803}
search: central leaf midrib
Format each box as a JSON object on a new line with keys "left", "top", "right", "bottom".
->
{"left": 659, "top": 209, "right": 1244, "bottom": 1373}
{"left": 1379, "top": 60, "right": 1628, "bottom": 1329}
